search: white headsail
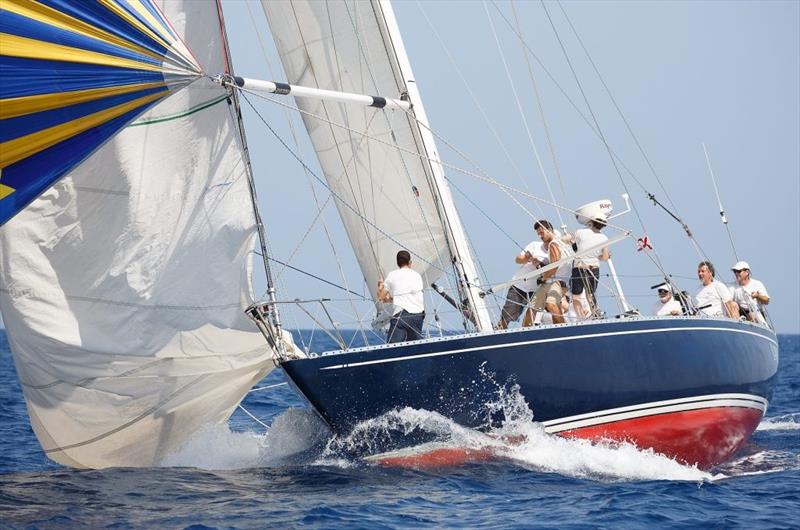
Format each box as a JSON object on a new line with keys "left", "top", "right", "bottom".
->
{"left": 0, "top": 1, "right": 273, "bottom": 468}
{"left": 260, "top": 0, "right": 492, "bottom": 330}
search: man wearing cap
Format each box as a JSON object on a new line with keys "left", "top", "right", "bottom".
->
{"left": 652, "top": 283, "right": 682, "bottom": 316}
{"left": 695, "top": 261, "right": 739, "bottom": 318}
{"left": 731, "top": 261, "right": 770, "bottom": 323}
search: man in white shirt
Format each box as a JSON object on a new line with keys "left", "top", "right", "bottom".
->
{"left": 731, "top": 260, "right": 770, "bottom": 324}
{"left": 695, "top": 261, "right": 739, "bottom": 318}
{"left": 562, "top": 219, "right": 610, "bottom": 317}
{"left": 377, "top": 250, "right": 425, "bottom": 343}
{"left": 497, "top": 221, "right": 550, "bottom": 329}
{"left": 652, "top": 283, "right": 682, "bottom": 316}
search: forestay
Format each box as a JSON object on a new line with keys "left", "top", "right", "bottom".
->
{"left": 0, "top": 0, "right": 273, "bottom": 468}
{"left": 260, "top": 0, "right": 490, "bottom": 328}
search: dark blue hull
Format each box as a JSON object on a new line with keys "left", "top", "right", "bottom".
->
{"left": 282, "top": 317, "right": 779, "bottom": 467}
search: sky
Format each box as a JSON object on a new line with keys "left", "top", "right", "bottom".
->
{"left": 220, "top": 0, "right": 800, "bottom": 334}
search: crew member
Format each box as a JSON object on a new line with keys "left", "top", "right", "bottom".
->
{"left": 652, "top": 283, "right": 682, "bottom": 316}
{"left": 529, "top": 220, "right": 571, "bottom": 325}
{"left": 562, "top": 219, "right": 609, "bottom": 317}
{"left": 378, "top": 250, "right": 425, "bottom": 343}
{"left": 695, "top": 261, "right": 739, "bottom": 318}
{"left": 497, "top": 221, "right": 550, "bottom": 329}
{"left": 731, "top": 261, "right": 770, "bottom": 324}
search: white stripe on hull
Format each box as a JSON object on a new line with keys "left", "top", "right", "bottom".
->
{"left": 320, "top": 326, "right": 777, "bottom": 370}
{"left": 542, "top": 393, "right": 767, "bottom": 434}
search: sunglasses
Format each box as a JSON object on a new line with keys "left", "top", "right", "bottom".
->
{"left": 657, "top": 290, "right": 669, "bottom": 294}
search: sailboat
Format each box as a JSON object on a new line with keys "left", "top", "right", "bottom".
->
{"left": 0, "top": 0, "right": 778, "bottom": 470}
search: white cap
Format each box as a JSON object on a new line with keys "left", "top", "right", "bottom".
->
{"left": 653, "top": 283, "right": 672, "bottom": 293}
{"left": 575, "top": 199, "right": 613, "bottom": 226}
{"left": 732, "top": 261, "right": 751, "bottom": 271}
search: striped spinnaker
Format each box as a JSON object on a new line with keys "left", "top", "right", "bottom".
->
{"left": 0, "top": 0, "right": 202, "bottom": 225}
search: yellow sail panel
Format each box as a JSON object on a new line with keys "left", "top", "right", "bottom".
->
{"left": 98, "top": 0, "right": 174, "bottom": 52}
{"left": 0, "top": 183, "right": 15, "bottom": 200}
{"left": 1, "top": 33, "right": 166, "bottom": 71}
{"left": 3, "top": 0, "right": 164, "bottom": 64}
{"left": 0, "top": 90, "right": 168, "bottom": 169}
{"left": 1, "top": 82, "right": 167, "bottom": 120}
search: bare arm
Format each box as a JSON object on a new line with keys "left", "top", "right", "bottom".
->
{"left": 516, "top": 250, "right": 540, "bottom": 266}
{"left": 543, "top": 243, "right": 561, "bottom": 280}
{"left": 752, "top": 291, "right": 770, "bottom": 305}
{"left": 725, "top": 300, "right": 740, "bottom": 319}
{"left": 599, "top": 247, "right": 610, "bottom": 261}
{"left": 377, "top": 279, "right": 392, "bottom": 304}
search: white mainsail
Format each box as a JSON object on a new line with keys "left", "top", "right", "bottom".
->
{"left": 260, "top": 0, "right": 492, "bottom": 329}
{"left": 0, "top": 1, "right": 273, "bottom": 469}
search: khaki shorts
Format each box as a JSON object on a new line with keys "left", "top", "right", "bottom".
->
{"left": 532, "top": 280, "right": 563, "bottom": 310}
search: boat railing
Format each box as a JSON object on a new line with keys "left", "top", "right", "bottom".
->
{"left": 310, "top": 313, "right": 775, "bottom": 359}
{"left": 246, "top": 298, "right": 348, "bottom": 355}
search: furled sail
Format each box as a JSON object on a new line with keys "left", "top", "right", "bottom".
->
{"left": 0, "top": 0, "right": 202, "bottom": 226}
{"left": 260, "top": 0, "right": 491, "bottom": 328}
{"left": 0, "top": 0, "right": 273, "bottom": 468}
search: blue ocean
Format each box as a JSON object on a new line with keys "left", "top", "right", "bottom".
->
{"left": 1, "top": 330, "right": 797, "bottom": 529}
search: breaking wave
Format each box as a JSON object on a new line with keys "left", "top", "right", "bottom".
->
{"left": 756, "top": 413, "right": 800, "bottom": 431}
{"left": 162, "top": 385, "right": 797, "bottom": 482}
{"left": 316, "top": 382, "right": 711, "bottom": 482}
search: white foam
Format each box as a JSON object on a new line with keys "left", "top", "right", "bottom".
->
{"left": 757, "top": 413, "right": 800, "bottom": 431}
{"left": 325, "top": 385, "right": 711, "bottom": 482}
{"left": 160, "top": 408, "right": 330, "bottom": 470}
{"left": 160, "top": 423, "right": 267, "bottom": 470}
{"left": 500, "top": 423, "right": 711, "bottom": 482}
{"left": 713, "top": 449, "right": 799, "bottom": 478}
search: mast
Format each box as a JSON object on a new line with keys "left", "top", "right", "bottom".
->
{"left": 377, "top": 0, "right": 493, "bottom": 331}
{"left": 216, "top": 1, "right": 284, "bottom": 343}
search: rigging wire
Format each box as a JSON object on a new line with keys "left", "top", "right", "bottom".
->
{"left": 491, "top": 1, "right": 710, "bottom": 263}
{"left": 553, "top": 0, "right": 710, "bottom": 262}
{"left": 339, "top": 0, "right": 465, "bottom": 315}
{"left": 537, "top": 0, "right": 685, "bottom": 288}
{"left": 240, "top": 85, "right": 633, "bottom": 235}
{"left": 257, "top": 251, "right": 371, "bottom": 300}
{"left": 243, "top": 0, "right": 310, "bottom": 351}
{"left": 510, "top": 0, "right": 569, "bottom": 210}
{"left": 288, "top": 2, "right": 384, "bottom": 278}
{"left": 239, "top": 91, "right": 451, "bottom": 276}
{"left": 554, "top": 1, "right": 683, "bottom": 216}
{"left": 702, "top": 143, "right": 739, "bottom": 262}
{"left": 483, "top": 0, "right": 565, "bottom": 229}
{"left": 415, "top": 0, "right": 546, "bottom": 222}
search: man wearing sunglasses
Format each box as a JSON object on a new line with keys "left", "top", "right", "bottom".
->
{"left": 731, "top": 261, "right": 770, "bottom": 324}
{"left": 652, "top": 283, "right": 682, "bottom": 316}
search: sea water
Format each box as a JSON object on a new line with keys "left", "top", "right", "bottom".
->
{"left": 0, "top": 330, "right": 798, "bottom": 528}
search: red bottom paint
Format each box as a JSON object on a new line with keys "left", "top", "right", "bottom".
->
{"left": 561, "top": 406, "right": 764, "bottom": 469}
{"left": 371, "top": 407, "right": 763, "bottom": 470}
{"left": 373, "top": 447, "right": 498, "bottom": 469}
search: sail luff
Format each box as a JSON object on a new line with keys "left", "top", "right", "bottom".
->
{"left": 376, "top": 0, "right": 493, "bottom": 331}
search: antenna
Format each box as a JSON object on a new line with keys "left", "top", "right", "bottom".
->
{"left": 702, "top": 143, "right": 739, "bottom": 261}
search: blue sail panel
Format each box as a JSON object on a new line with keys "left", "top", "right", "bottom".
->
{"left": 0, "top": 0, "right": 201, "bottom": 226}
{"left": 0, "top": 104, "right": 161, "bottom": 226}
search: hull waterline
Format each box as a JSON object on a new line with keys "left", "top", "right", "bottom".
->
{"left": 282, "top": 317, "right": 778, "bottom": 468}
